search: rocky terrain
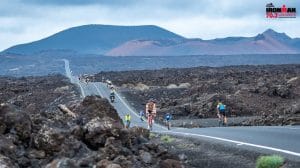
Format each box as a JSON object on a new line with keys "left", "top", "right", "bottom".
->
{"left": 95, "top": 64, "right": 300, "bottom": 126}
{"left": 0, "top": 75, "right": 182, "bottom": 167}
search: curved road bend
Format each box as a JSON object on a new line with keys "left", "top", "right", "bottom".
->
{"left": 63, "top": 59, "right": 300, "bottom": 161}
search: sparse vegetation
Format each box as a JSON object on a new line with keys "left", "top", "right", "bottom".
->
{"left": 256, "top": 155, "right": 284, "bottom": 168}
{"left": 160, "top": 135, "right": 174, "bottom": 143}
{"left": 149, "top": 133, "right": 156, "bottom": 139}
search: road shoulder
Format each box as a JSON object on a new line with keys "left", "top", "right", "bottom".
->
{"left": 151, "top": 133, "right": 300, "bottom": 168}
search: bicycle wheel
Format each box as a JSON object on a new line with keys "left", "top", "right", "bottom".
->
{"left": 147, "top": 115, "right": 152, "bottom": 130}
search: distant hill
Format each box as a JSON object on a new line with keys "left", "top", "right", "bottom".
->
{"left": 2, "top": 25, "right": 300, "bottom": 56}
{"left": 2, "top": 24, "right": 184, "bottom": 55}
{"left": 106, "top": 29, "right": 300, "bottom": 56}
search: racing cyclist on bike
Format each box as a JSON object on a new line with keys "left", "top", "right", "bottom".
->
{"left": 217, "top": 101, "right": 227, "bottom": 126}
{"left": 146, "top": 99, "right": 156, "bottom": 130}
{"left": 109, "top": 89, "right": 115, "bottom": 103}
{"left": 125, "top": 113, "right": 131, "bottom": 128}
{"left": 164, "top": 113, "right": 172, "bottom": 130}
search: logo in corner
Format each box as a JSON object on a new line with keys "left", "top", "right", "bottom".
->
{"left": 266, "top": 3, "right": 296, "bottom": 18}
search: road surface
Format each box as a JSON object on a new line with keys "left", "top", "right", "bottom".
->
{"left": 63, "top": 59, "right": 300, "bottom": 161}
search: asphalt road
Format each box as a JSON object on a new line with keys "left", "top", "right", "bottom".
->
{"left": 64, "top": 59, "right": 300, "bottom": 161}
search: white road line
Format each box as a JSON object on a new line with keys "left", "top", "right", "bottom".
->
{"left": 261, "top": 126, "right": 300, "bottom": 130}
{"left": 288, "top": 128, "right": 300, "bottom": 130}
{"left": 64, "top": 60, "right": 300, "bottom": 157}
{"left": 103, "top": 83, "right": 167, "bottom": 131}
{"left": 259, "top": 126, "right": 300, "bottom": 130}
{"left": 159, "top": 130, "right": 300, "bottom": 157}
{"left": 96, "top": 83, "right": 131, "bottom": 120}
{"left": 93, "top": 83, "right": 104, "bottom": 97}
{"left": 63, "top": 59, "right": 85, "bottom": 97}
{"left": 115, "top": 91, "right": 140, "bottom": 118}
{"left": 77, "top": 81, "right": 86, "bottom": 97}
{"left": 63, "top": 60, "right": 163, "bottom": 131}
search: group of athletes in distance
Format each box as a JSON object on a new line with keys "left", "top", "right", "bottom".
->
{"left": 105, "top": 79, "right": 228, "bottom": 131}
{"left": 105, "top": 79, "right": 172, "bottom": 130}
{"left": 78, "top": 74, "right": 94, "bottom": 84}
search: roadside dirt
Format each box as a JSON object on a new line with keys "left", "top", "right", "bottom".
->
{"left": 152, "top": 134, "right": 300, "bottom": 168}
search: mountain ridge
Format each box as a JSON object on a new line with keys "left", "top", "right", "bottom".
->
{"left": 2, "top": 24, "right": 300, "bottom": 56}
{"left": 3, "top": 24, "right": 184, "bottom": 55}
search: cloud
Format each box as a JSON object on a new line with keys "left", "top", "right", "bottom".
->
{"left": 19, "top": 0, "right": 300, "bottom": 18}
{"left": 0, "top": 0, "right": 300, "bottom": 51}
{"left": 23, "top": 0, "right": 140, "bottom": 6}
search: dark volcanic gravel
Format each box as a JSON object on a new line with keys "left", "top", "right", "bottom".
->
{"left": 95, "top": 64, "right": 300, "bottom": 126}
{"left": 0, "top": 75, "right": 182, "bottom": 167}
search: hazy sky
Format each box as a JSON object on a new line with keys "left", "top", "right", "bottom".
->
{"left": 0, "top": 0, "right": 299, "bottom": 51}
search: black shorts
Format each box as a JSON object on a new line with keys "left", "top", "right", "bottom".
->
{"left": 148, "top": 111, "right": 156, "bottom": 118}
{"left": 219, "top": 109, "right": 226, "bottom": 117}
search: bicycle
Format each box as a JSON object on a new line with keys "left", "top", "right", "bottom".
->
{"left": 218, "top": 113, "right": 227, "bottom": 127}
{"left": 110, "top": 95, "right": 115, "bottom": 103}
{"left": 147, "top": 114, "right": 154, "bottom": 131}
{"left": 218, "top": 116, "right": 224, "bottom": 127}
{"left": 140, "top": 116, "right": 146, "bottom": 122}
{"left": 166, "top": 119, "right": 171, "bottom": 130}
{"left": 125, "top": 120, "right": 130, "bottom": 128}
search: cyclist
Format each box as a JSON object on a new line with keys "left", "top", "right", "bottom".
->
{"left": 217, "top": 101, "right": 227, "bottom": 126}
{"left": 106, "top": 80, "right": 112, "bottom": 88}
{"left": 109, "top": 90, "right": 115, "bottom": 103}
{"left": 85, "top": 77, "right": 89, "bottom": 84}
{"left": 146, "top": 99, "right": 156, "bottom": 130}
{"left": 139, "top": 110, "right": 145, "bottom": 121}
{"left": 79, "top": 75, "right": 83, "bottom": 82}
{"left": 125, "top": 113, "right": 131, "bottom": 128}
{"left": 164, "top": 113, "right": 172, "bottom": 130}
{"left": 83, "top": 74, "right": 88, "bottom": 84}
{"left": 110, "top": 85, "right": 115, "bottom": 91}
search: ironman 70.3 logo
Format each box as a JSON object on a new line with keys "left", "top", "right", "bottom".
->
{"left": 266, "top": 3, "right": 296, "bottom": 18}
